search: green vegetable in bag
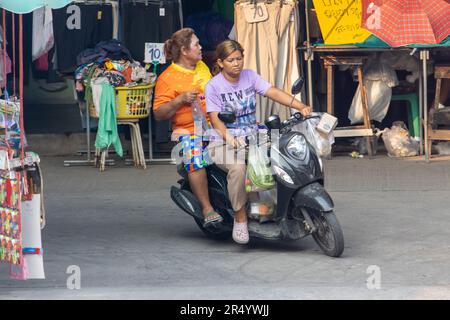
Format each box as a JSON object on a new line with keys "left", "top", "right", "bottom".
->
{"left": 245, "top": 144, "right": 275, "bottom": 192}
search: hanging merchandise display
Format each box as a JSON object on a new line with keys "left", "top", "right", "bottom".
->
{"left": 32, "top": 6, "right": 54, "bottom": 61}
{"left": 52, "top": 1, "right": 115, "bottom": 74}
{"left": 0, "top": 171, "right": 22, "bottom": 266}
{"left": 121, "top": 0, "right": 182, "bottom": 64}
{"left": 121, "top": 0, "right": 182, "bottom": 145}
{"left": 234, "top": 0, "right": 301, "bottom": 122}
{"left": 0, "top": 6, "right": 45, "bottom": 280}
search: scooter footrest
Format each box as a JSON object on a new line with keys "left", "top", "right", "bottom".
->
{"left": 247, "top": 221, "right": 283, "bottom": 240}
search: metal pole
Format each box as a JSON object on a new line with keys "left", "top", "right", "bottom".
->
{"left": 148, "top": 112, "right": 153, "bottom": 162}
{"left": 418, "top": 57, "right": 423, "bottom": 155}
{"left": 86, "top": 102, "right": 90, "bottom": 162}
{"left": 304, "top": 0, "right": 314, "bottom": 109}
{"left": 421, "top": 50, "right": 430, "bottom": 162}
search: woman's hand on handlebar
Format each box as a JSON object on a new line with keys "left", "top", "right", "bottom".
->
{"left": 299, "top": 105, "right": 313, "bottom": 117}
{"left": 232, "top": 136, "right": 246, "bottom": 150}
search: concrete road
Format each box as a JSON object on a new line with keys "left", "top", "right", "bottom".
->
{"left": 0, "top": 155, "right": 449, "bottom": 299}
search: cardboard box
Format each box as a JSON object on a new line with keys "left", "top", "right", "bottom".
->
{"left": 316, "top": 113, "right": 338, "bottom": 135}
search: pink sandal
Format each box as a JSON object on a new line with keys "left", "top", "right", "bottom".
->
{"left": 232, "top": 220, "right": 249, "bottom": 244}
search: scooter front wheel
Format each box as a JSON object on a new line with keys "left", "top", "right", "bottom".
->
{"left": 194, "top": 217, "right": 231, "bottom": 240}
{"left": 310, "top": 211, "right": 344, "bottom": 257}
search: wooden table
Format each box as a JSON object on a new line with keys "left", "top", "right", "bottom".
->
{"left": 322, "top": 55, "right": 375, "bottom": 156}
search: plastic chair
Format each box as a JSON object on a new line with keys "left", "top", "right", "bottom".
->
{"left": 391, "top": 93, "right": 420, "bottom": 139}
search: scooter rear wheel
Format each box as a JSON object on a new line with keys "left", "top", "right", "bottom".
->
{"left": 310, "top": 211, "right": 344, "bottom": 257}
{"left": 194, "top": 218, "right": 231, "bottom": 240}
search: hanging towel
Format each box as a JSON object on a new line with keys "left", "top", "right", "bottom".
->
{"left": 95, "top": 82, "right": 123, "bottom": 156}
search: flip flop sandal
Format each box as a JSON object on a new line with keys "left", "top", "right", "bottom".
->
{"left": 203, "top": 211, "right": 223, "bottom": 228}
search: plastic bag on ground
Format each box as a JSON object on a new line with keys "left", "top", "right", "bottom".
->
{"left": 381, "top": 121, "right": 419, "bottom": 157}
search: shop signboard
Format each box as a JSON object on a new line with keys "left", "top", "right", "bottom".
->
{"left": 312, "top": 0, "right": 371, "bottom": 45}
{"left": 144, "top": 43, "right": 166, "bottom": 65}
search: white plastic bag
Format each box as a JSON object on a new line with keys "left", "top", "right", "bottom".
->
{"left": 381, "top": 121, "right": 419, "bottom": 157}
{"left": 248, "top": 189, "right": 277, "bottom": 223}
{"left": 348, "top": 80, "right": 392, "bottom": 124}
{"left": 245, "top": 144, "right": 275, "bottom": 192}
{"left": 292, "top": 113, "right": 335, "bottom": 157}
{"left": 348, "top": 56, "right": 398, "bottom": 124}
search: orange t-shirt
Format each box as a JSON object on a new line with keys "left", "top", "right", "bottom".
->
{"left": 153, "top": 61, "right": 212, "bottom": 136}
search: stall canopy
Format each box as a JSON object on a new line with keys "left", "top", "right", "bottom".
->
{"left": 0, "top": 0, "right": 72, "bottom": 14}
{"left": 356, "top": 35, "right": 450, "bottom": 48}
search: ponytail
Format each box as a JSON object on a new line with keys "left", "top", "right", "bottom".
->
{"left": 211, "top": 62, "right": 221, "bottom": 76}
{"left": 163, "top": 28, "right": 195, "bottom": 62}
{"left": 164, "top": 39, "right": 174, "bottom": 61}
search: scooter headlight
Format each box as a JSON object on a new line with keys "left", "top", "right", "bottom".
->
{"left": 273, "top": 165, "right": 294, "bottom": 184}
{"left": 286, "top": 134, "right": 307, "bottom": 160}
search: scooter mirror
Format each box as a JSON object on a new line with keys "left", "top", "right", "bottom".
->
{"left": 291, "top": 76, "right": 305, "bottom": 95}
{"left": 265, "top": 115, "right": 281, "bottom": 130}
{"left": 218, "top": 111, "right": 236, "bottom": 124}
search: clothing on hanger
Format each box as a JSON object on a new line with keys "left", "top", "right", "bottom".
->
{"left": 121, "top": 0, "right": 182, "bottom": 144}
{"left": 234, "top": 0, "right": 298, "bottom": 122}
{"left": 52, "top": 2, "right": 114, "bottom": 74}
{"left": 32, "top": 6, "right": 54, "bottom": 61}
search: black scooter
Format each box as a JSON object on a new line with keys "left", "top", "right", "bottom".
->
{"left": 170, "top": 79, "right": 344, "bottom": 257}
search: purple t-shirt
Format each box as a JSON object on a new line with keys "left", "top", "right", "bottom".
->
{"left": 205, "top": 69, "right": 271, "bottom": 137}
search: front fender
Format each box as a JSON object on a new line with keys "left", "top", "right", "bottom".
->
{"left": 293, "top": 182, "right": 334, "bottom": 212}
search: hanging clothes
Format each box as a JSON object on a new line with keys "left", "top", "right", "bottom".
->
{"left": 32, "top": 6, "right": 54, "bottom": 61}
{"left": 0, "top": 48, "right": 12, "bottom": 88}
{"left": 281, "top": 3, "right": 301, "bottom": 117}
{"left": 94, "top": 82, "right": 123, "bottom": 156}
{"left": 121, "top": 0, "right": 182, "bottom": 144}
{"left": 52, "top": 2, "right": 114, "bottom": 74}
{"left": 109, "top": 0, "right": 119, "bottom": 40}
{"left": 0, "top": 11, "right": 33, "bottom": 87}
{"left": 234, "top": 0, "right": 298, "bottom": 122}
{"left": 121, "top": 0, "right": 181, "bottom": 63}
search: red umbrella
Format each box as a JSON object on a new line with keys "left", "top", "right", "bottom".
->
{"left": 362, "top": 0, "right": 450, "bottom": 47}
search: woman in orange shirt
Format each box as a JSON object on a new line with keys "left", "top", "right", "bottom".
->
{"left": 153, "top": 28, "right": 221, "bottom": 227}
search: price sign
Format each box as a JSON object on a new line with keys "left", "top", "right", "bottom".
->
{"left": 144, "top": 43, "right": 166, "bottom": 64}
{"left": 243, "top": 3, "right": 268, "bottom": 23}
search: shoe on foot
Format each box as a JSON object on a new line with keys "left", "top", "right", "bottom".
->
{"left": 203, "top": 211, "right": 223, "bottom": 228}
{"left": 232, "top": 220, "right": 249, "bottom": 244}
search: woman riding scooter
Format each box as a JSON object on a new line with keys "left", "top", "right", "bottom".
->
{"left": 153, "top": 28, "right": 222, "bottom": 228}
{"left": 205, "top": 40, "right": 312, "bottom": 244}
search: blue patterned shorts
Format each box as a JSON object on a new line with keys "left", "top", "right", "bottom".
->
{"left": 179, "top": 135, "right": 213, "bottom": 173}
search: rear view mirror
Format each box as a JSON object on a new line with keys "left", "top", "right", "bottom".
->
{"left": 218, "top": 111, "right": 236, "bottom": 124}
{"left": 265, "top": 115, "right": 281, "bottom": 130}
{"left": 291, "top": 77, "right": 305, "bottom": 95}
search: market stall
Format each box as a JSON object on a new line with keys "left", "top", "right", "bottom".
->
{"left": 0, "top": 0, "right": 60, "bottom": 280}
{"left": 302, "top": 0, "right": 450, "bottom": 161}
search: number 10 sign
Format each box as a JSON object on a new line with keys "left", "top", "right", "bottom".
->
{"left": 144, "top": 43, "right": 166, "bottom": 64}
